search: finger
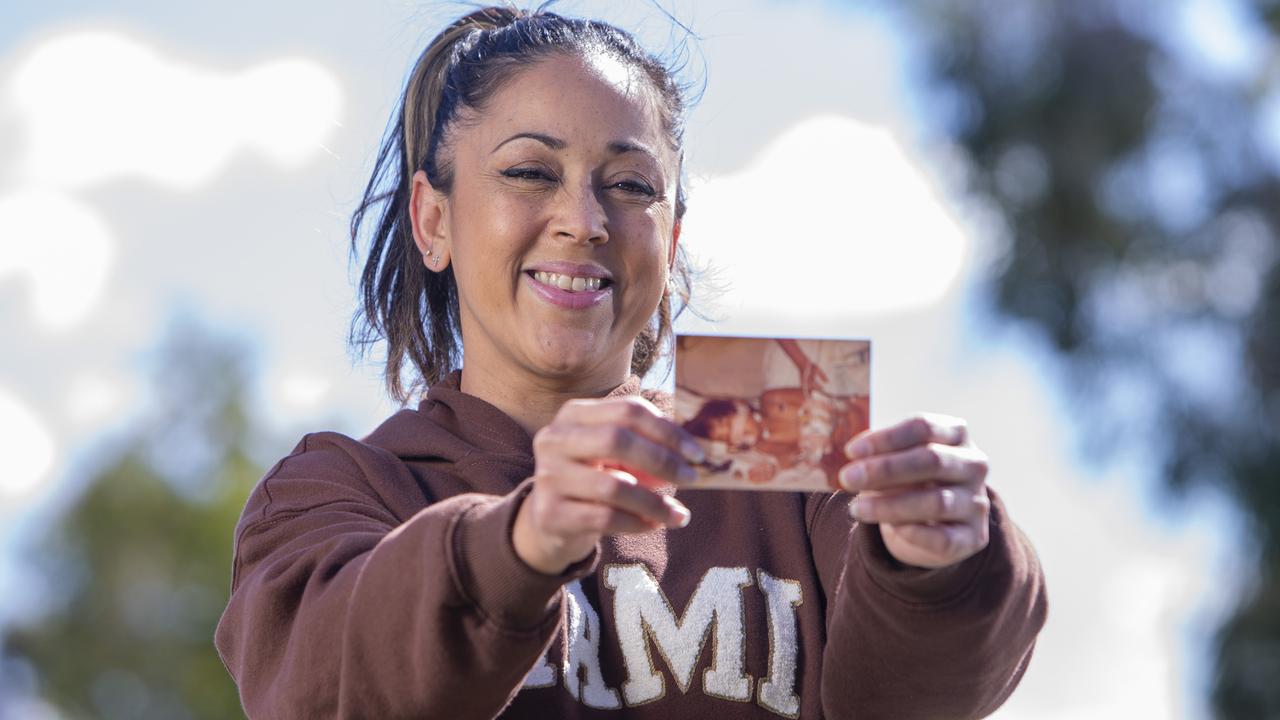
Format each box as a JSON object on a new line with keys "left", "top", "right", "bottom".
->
{"left": 881, "top": 522, "right": 989, "bottom": 567}
{"left": 547, "top": 463, "right": 691, "bottom": 528}
{"left": 556, "top": 397, "right": 706, "bottom": 464}
{"left": 838, "top": 443, "right": 988, "bottom": 492}
{"left": 601, "top": 507, "right": 666, "bottom": 535}
{"left": 849, "top": 485, "right": 989, "bottom": 525}
{"left": 534, "top": 420, "right": 697, "bottom": 487}
{"left": 598, "top": 461, "right": 668, "bottom": 490}
{"left": 555, "top": 499, "right": 663, "bottom": 536}
{"left": 844, "top": 413, "right": 969, "bottom": 460}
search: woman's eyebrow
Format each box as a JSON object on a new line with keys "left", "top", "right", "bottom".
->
{"left": 607, "top": 139, "right": 659, "bottom": 164}
{"left": 491, "top": 132, "right": 659, "bottom": 163}
{"left": 492, "top": 132, "right": 565, "bottom": 152}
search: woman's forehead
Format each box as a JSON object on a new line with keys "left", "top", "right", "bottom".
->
{"left": 471, "top": 53, "right": 672, "bottom": 161}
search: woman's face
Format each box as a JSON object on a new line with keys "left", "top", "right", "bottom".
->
{"left": 417, "top": 52, "right": 680, "bottom": 388}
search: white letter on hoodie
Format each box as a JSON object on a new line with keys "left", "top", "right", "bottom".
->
{"left": 562, "top": 579, "right": 622, "bottom": 708}
{"left": 604, "top": 564, "right": 752, "bottom": 705}
{"left": 756, "top": 569, "right": 803, "bottom": 717}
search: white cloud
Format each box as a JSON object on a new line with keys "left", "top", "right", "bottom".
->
{"left": 681, "top": 114, "right": 968, "bottom": 318}
{"left": 8, "top": 30, "right": 342, "bottom": 190}
{"left": 275, "top": 367, "right": 333, "bottom": 413}
{"left": 0, "top": 190, "right": 114, "bottom": 332}
{"left": 0, "top": 30, "right": 343, "bottom": 335}
{"left": 0, "top": 387, "right": 56, "bottom": 505}
{"left": 64, "top": 371, "right": 130, "bottom": 428}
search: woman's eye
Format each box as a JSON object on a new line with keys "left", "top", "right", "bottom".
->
{"left": 612, "top": 180, "right": 655, "bottom": 196}
{"left": 502, "top": 168, "right": 553, "bottom": 182}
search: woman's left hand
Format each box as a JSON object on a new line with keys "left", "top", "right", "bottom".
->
{"left": 837, "top": 413, "right": 991, "bottom": 569}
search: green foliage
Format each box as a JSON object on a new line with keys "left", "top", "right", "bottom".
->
{"left": 2, "top": 319, "right": 270, "bottom": 719}
{"left": 893, "top": 0, "right": 1280, "bottom": 715}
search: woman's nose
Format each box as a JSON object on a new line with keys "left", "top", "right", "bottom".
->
{"left": 549, "top": 179, "right": 608, "bottom": 245}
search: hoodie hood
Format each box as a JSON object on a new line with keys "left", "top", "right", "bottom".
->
{"left": 360, "top": 369, "right": 670, "bottom": 467}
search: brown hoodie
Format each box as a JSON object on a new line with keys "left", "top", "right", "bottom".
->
{"left": 214, "top": 370, "right": 1048, "bottom": 719}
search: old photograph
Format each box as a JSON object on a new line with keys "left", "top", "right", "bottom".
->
{"left": 675, "top": 334, "right": 871, "bottom": 491}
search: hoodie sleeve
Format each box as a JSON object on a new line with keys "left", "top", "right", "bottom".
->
{"left": 806, "top": 485, "right": 1048, "bottom": 719}
{"left": 213, "top": 433, "right": 594, "bottom": 719}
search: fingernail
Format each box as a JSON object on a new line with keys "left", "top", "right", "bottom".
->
{"left": 839, "top": 462, "right": 866, "bottom": 491}
{"left": 664, "top": 496, "right": 692, "bottom": 528}
{"left": 681, "top": 437, "right": 706, "bottom": 464}
{"left": 849, "top": 497, "right": 869, "bottom": 522}
{"left": 845, "top": 438, "right": 871, "bottom": 460}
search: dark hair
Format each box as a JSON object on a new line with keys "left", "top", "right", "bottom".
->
{"left": 348, "top": 2, "right": 695, "bottom": 405}
{"left": 682, "top": 399, "right": 742, "bottom": 439}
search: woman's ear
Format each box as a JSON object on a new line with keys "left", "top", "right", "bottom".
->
{"left": 668, "top": 219, "right": 681, "bottom": 270}
{"left": 409, "top": 170, "right": 451, "bottom": 272}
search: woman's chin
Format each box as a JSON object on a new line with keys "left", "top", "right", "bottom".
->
{"left": 524, "top": 329, "right": 627, "bottom": 381}
{"left": 531, "top": 349, "right": 606, "bottom": 379}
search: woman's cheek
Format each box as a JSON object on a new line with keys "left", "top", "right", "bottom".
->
{"left": 634, "top": 271, "right": 666, "bottom": 322}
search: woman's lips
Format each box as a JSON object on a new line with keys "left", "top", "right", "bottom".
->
{"left": 524, "top": 271, "right": 613, "bottom": 310}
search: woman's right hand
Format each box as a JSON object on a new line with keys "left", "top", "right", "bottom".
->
{"left": 512, "top": 397, "right": 704, "bottom": 575}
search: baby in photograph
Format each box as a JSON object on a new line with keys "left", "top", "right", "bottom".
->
{"left": 760, "top": 339, "right": 871, "bottom": 486}
{"left": 680, "top": 398, "right": 780, "bottom": 485}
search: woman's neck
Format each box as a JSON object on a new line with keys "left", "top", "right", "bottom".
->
{"left": 458, "top": 358, "right": 633, "bottom": 437}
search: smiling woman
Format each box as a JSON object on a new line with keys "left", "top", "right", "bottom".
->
{"left": 213, "top": 5, "right": 1048, "bottom": 719}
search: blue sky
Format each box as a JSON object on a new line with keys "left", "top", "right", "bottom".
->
{"left": 0, "top": 1, "right": 1258, "bottom": 717}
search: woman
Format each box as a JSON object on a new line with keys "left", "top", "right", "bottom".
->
{"left": 214, "top": 6, "right": 1048, "bottom": 718}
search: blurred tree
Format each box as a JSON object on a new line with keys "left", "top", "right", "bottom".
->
{"left": 892, "top": 0, "right": 1280, "bottom": 715}
{"left": 0, "top": 318, "right": 270, "bottom": 719}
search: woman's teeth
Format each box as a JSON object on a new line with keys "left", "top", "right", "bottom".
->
{"left": 532, "top": 271, "right": 604, "bottom": 292}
